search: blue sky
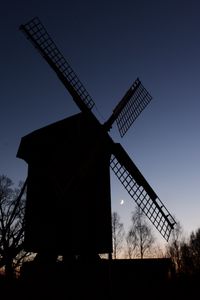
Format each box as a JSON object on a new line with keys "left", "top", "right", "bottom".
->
{"left": 1, "top": 0, "right": 200, "bottom": 245}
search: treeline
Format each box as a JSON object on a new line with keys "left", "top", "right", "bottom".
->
{"left": 167, "top": 223, "right": 200, "bottom": 278}
{"left": 112, "top": 208, "right": 155, "bottom": 259}
{"left": 0, "top": 175, "right": 31, "bottom": 278}
{"left": 113, "top": 209, "right": 200, "bottom": 279}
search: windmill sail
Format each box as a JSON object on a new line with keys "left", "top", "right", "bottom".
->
{"left": 104, "top": 78, "right": 152, "bottom": 136}
{"left": 115, "top": 79, "right": 152, "bottom": 137}
{"left": 111, "top": 143, "right": 176, "bottom": 241}
{"left": 19, "top": 17, "right": 95, "bottom": 113}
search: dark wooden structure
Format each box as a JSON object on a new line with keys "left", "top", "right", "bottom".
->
{"left": 17, "top": 113, "right": 112, "bottom": 255}
{"left": 18, "top": 17, "right": 176, "bottom": 261}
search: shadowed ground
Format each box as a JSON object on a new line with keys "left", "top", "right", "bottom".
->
{"left": 1, "top": 259, "right": 199, "bottom": 299}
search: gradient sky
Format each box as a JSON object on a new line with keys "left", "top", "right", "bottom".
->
{"left": 1, "top": 0, "right": 200, "bottom": 246}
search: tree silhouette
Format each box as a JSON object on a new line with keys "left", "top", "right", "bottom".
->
{"left": 166, "top": 220, "right": 183, "bottom": 273}
{"left": 112, "top": 212, "right": 125, "bottom": 259}
{"left": 0, "top": 175, "right": 29, "bottom": 278}
{"left": 180, "top": 228, "right": 200, "bottom": 276}
{"left": 126, "top": 207, "right": 154, "bottom": 259}
{"left": 189, "top": 228, "right": 200, "bottom": 273}
{"left": 167, "top": 225, "right": 200, "bottom": 277}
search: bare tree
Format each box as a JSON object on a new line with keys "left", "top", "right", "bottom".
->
{"left": 126, "top": 207, "right": 155, "bottom": 259}
{"left": 172, "top": 227, "right": 200, "bottom": 276}
{"left": 0, "top": 175, "right": 29, "bottom": 278}
{"left": 112, "top": 212, "right": 125, "bottom": 259}
{"left": 166, "top": 220, "right": 184, "bottom": 273}
{"left": 167, "top": 225, "right": 200, "bottom": 276}
{"left": 126, "top": 227, "right": 137, "bottom": 259}
{"left": 186, "top": 228, "right": 200, "bottom": 275}
{"left": 179, "top": 241, "right": 193, "bottom": 275}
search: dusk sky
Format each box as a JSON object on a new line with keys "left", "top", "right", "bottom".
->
{"left": 1, "top": 0, "right": 200, "bottom": 245}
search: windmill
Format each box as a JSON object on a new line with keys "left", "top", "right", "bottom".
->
{"left": 17, "top": 17, "right": 176, "bottom": 259}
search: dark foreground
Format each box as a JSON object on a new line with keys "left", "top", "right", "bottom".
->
{"left": 1, "top": 259, "right": 199, "bottom": 299}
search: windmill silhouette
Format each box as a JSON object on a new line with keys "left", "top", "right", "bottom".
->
{"left": 17, "top": 17, "right": 176, "bottom": 260}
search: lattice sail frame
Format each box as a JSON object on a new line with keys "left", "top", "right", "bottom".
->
{"left": 116, "top": 80, "right": 152, "bottom": 137}
{"left": 20, "top": 17, "right": 95, "bottom": 110}
{"left": 110, "top": 148, "right": 176, "bottom": 242}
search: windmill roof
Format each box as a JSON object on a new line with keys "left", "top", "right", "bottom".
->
{"left": 16, "top": 112, "right": 86, "bottom": 162}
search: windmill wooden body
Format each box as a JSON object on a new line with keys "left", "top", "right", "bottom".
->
{"left": 18, "top": 18, "right": 176, "bottom": 258}
{"left": 17, "top": 113, "right": 112, "bottom": 255}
